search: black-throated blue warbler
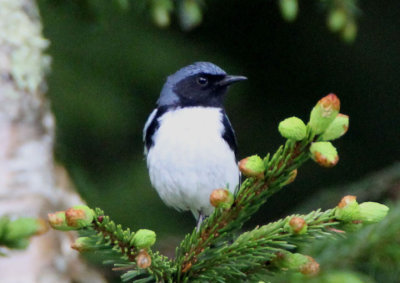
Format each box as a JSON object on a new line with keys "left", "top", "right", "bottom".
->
{"left": 143, "top": 62, "right": 246, "bottom": 223}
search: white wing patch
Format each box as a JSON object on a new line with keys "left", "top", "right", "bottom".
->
{"left": 143, "top": 108, "right": 158, "bottom": 155}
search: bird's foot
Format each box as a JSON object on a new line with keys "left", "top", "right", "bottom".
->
{"left": 196, "top": 213, "right": 205, "bottom": 232}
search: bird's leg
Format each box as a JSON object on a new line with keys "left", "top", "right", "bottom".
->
{"left": 196, "top": 212, "right": 205, "bottom": 232}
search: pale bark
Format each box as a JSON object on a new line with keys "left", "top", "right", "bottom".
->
{"left": 0, "top": 0, "right": 105, "bottom": 282}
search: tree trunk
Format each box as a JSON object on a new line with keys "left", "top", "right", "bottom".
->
{"left": 0, "top": 0, "right": 105, "bottom": 281}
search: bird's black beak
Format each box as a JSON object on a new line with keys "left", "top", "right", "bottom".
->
{"left": 217, "top": 75, "right": 247, "bottom": 87}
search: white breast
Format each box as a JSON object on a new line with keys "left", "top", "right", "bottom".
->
{"left": 146, "top": 107, "right": 239, "bottom": 217}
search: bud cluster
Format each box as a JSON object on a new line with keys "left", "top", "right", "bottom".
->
{"left": 308, "top": 94, "right": 348, "bottom": 168}
{"left": 327, "top": 8, "right": 358, "bottom": 43}
{"left": 48, "top": 205, "right": 94, "bottom": 231}
{"left": 150, "top": 0, "right": 203, "bottom": 31}
{"left": 277, "top": 94, "right": 348, "bottom": 168}
{"left": 335, "top": 195, "right": 389, "bottom": 230}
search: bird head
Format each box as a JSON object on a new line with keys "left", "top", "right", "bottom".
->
{"left": 157, "top": 62, "right": 247, "bottom": 107}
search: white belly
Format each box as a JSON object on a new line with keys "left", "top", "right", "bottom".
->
{"left": 146, "top": 107, "right": 239, "bottom": 217}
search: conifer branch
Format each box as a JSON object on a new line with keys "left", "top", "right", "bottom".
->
{"left": 47, "top": 94, "right": 390, "bottom": 282}
{"left": 186, "top": 208, "right": 339, "bottom": 281}
{"left": 49, "top": 206, "right": 175, "bottom": 282}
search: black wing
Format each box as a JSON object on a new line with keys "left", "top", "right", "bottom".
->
{"left": 221, "top": 110, "right": 238, "bottom": 158}
{"left": 144, "top": 106, "right": 170, "bottom": 153}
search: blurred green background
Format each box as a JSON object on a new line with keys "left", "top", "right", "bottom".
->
{"left": 38, "top": 0, "right": 399, "bottom": 278}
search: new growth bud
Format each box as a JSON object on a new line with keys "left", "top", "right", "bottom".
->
{"left": 285, "top": 216, "right": 307, "bottom": 235}
{"left": 48, "top": 211, "right": 74, "bottom": 231}
{"left": 35, "top": 219, "right": 49, "bottom": 236}
{"left": 3, "top": 218, "right": 48, "bottom": 242}
{"left": 337, "top": 195, "right": 357, "bottom": 208}
{"left": 65, "top": 205, "right": 94, "bottom": 229}
{"left": 284, "top": 169, "right": 297, "bottom": 185}
{"left": 299, "top": 256, "right": 320, "bottom": 276}
{"left": 327, "top": 9, "right": 347, "bottom": 32}
{"left": 180, "top": 0, "right": 203, "bottom": 31}
{"left": 136, "top": 249, "right": 152, "bottom": 269}
{"left": 282, "top": 169, "right": 298, "bottom": 186}
{"left": 278, "top": 117, "right": 307, "bottom": 141}
{"left": 239, "top": 155, "right": 265, "bottom": 178}
{"left": 210, "top": 189, "right": 234, "bottom": 209}
{"left": 342, "top": 21, "right": 358, "bottom": 43}
{"left": 279, "top": 0, "right": 298, "bottom": 22}
{"left": 335, "top": 196, "right": 389, "bottom": 226}
{"left": 276, "top": 252, "right": 319, "bottom": 275}
{"left": 132, "top": 229, "right": 156, "bottom": 249}
{"left": 358, "top": 202, "right": 389, "bottom": 224}
{"left": 276, "top": 251, "right": 308, "bottom": 270}
{"left": 335, "top": 195, "right": 360, "bottom": 222}
{"left": 320, "top": 114, "right": 349, "bottom": 141}
{"left": 310, "top": 142, "right": 339, "bottom": 167}
{"left": 151, "top": 0, "right": 173, "bottom": 28}
{"left": 308, "top": 94, "right": 340, "bottom": 134}
{"left": 71, "top": 237, "right": 93, "bottom": 252}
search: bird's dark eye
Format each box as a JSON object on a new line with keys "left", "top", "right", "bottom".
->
{"left": 196, "top": 76, "right": 208, "bottom": 86}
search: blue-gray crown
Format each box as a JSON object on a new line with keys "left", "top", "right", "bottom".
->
{"left": 171, "top": 62, "right": 227, "bottom": 81}
{"left": 157, "top": 62, "right": 227, "bottom": 106}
